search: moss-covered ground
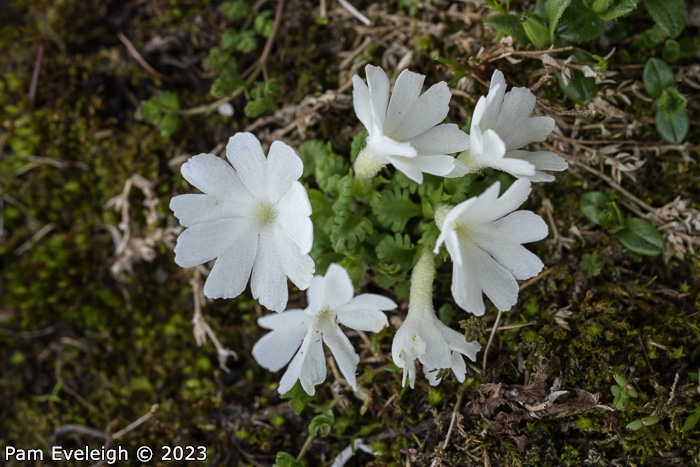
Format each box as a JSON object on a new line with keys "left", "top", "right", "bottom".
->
{"left": 1, "top": 0, "right": 699, "bottom": 465}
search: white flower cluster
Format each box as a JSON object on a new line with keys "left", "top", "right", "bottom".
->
{"left": 170, "top": 65, "right": 565, "bottom": 393}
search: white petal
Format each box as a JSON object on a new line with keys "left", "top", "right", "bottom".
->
{"left": 408, "top": 124, "right": 470, "bottom": 155}
{"left": 203, "top": 225, "right": 258, "bottom": 299}
{"left": 277, "top": 182, "right": 313, "bottom": 254}
{"left": 323, "top": 324, "right": 360, "bottom": 390}
{"left": 257, "top": 308, "right": 307, "bottom": 330}
{"left": 437, "top": 320, "right": 482, "bottom": 362}
{"left": 273, "top": 226, "right": 315, "bottom": 291}
{"left": 337, "top": 295, "right": 392, "bottom": 332}
{"left": 251, "top": 229, "right": 289, "bottom": 311}
{"left": 389, "top": 154, "right": 456, "bottom": 181}
{"left": 170, "top": 193, "right": 251, "bottom": 228}
{"left": 383, "top": 69, "right": 425, "bottom": 138}
{"left": 474, "top": 233, "right": 545, "bottom": 281}
{"left": 174, "top": 218, "right": 244, "bottom": 268}
{"left": 352, "top": 75, "right": 374, "bottom": 132}
{"left": 451, "top": 247, "right": 486, "bottom": 316}
{"left": 506, "top": 151, "right": 569, "bottom": 172}
{"left": 252, "top": 311, "right": 309, "bottom": 371}
{"left": 179, "top": 153, "right": 248, "bottom": 198}
{"left": 226, "top": 132, "right": 267, "bottom": 198}
{"left": 417, "top": 319, "right": 452, "bottom": 372}
{"left": 266, "top": 141, "right": 303, "bottom": 203}
{"left": 449, "top": 351, "right": 467, "bottom": 383}
{"left": 279, "top": 332, "right": 326, "bottom": 395}
{"left": 463, "top": 242, "right": 519, "bottom": 312}
{"left": 365, "top": 65, "right": 390, "bottom": 130}
{"left": 474, "top": 75, "right": 505, "bottom": 131}
{"left": 348, "top": 293, "right": 397, "bottom": 311}
{"left": 468, "top": 179, "right": 532, "bottom": 225}
{"left": 394, "top": 81, "right": 451, "bottom": 141}
{"left": 388, "top": 156, "right": 425, "bottom": 184}
{"left": 488, "top": 210, "right": 549, "bottom": 244}
{"left": 317, "top": 263, "right": 355, "bottom": 310}
{"left": 368, "top": 133, "right": 417, "bottom": 159}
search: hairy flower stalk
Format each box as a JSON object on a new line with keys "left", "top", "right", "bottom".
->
{"left": 392, "top": 249, "right": 481, "bottom": 388}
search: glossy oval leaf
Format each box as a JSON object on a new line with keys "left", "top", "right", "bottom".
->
{"left": 655, "top": 110, "right": 689, "bottom": 144}
{"left": 486, "top": 14, "right": 531, "bottom": 46}
{"left": 557, "top": 0, "right": 605, "bottom": 42}
{"left": 642, "top": 0, "right": 686, "bottom": 38}
{"left": 618, "top": 217, "right": 664, "bottom": 256}
{"left": 556, "top": 70, "right": 598, "bottom": 104}
{"left": 643, "top": 58, "right": 675, "bottom": 98}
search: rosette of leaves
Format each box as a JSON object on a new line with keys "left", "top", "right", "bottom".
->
{"left": 580, "top": 191, "right": 663, "bottom": 256}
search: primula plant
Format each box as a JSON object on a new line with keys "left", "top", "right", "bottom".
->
{"left": 170, "top": 65, "right": 565, "bottom": 395}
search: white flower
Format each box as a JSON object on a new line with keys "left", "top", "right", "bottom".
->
{"left": 252, "top": 263, "right": 396, "bottom": 395}
{"left": 457, "top": 70, "right": 567, "bottom": 182}
{"left": 170, "top": 132, "right": 315, "bottom": 312}
{"left": 391, "top": 250, "right": 481, "bottom": 388}
{"left": 434, "top": 179, "right": 548, "bottom": 316}
{"left": 352, "top": 65, "right": 469, "bottom": 184}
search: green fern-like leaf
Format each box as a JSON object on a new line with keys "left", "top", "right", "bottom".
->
{"left": 370, "top": 186, "right": 422, "bottom": 232}
{"left": 376, "top": 233, "right": 415, "bottom": 272}
{"left": 316, "top": 149, "right": 349, "bottom": 194}
{"left": 330, "top": 210, "right": 373, "bottom": 252}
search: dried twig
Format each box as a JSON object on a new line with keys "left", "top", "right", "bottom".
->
{"left": 117, "top": 32, "right": 173, "bottom": 82}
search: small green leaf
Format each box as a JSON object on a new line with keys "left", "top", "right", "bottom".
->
{"left": 254, "top": 11, "right": 274, "bottom": 37}
{"left": 158, "top": 113, "right": 180, "bottom": 138}
{"left": 521, "top": 12, "right": 552, "bottom": 49}
{"left": 557, "top": 0, "right": 604, "bottom": 41}
{"left": 617, "top": 217, "right": 664, "bottom": 256}
{"left": 486, "top": 14, "right": 531, "bottom": 46}
{"left": 657, "top": 87, "right": 687, "bottom": 113}
{"left": 556, "top": 70, "right": 597, "bottom": 104}
{"left": 298, "top": 140, "right": 327, "bottom": 178}
{"left": 626, "top": 419, "right": 644, "bottom": 430}
{"left": 611, "top": 385, "right": 622, "bottom": 396}
{"left": 370, "top": 186, "right": 422, "bottom": 232}
{"left": 655, "top": 110, "right": 688, "bottom": 144}
{"left": 308, "top": 410, "right": 334, "bottom": 437}
{"left": 598, "top": 0, "right": 638, "bottom": 20}
{"left": 545, "top": 0, "right": 572, "bottom": 36}
{"left": 273, "top": 452, "right": 303, "bottom": 467}
{"left": 641, "top": 416, "right": 659, "bottom": 427}
{"left": 376, "top": 233, "right": 415, "bottom": 272}
{"left": 580, "top": 191, "right": 611, "bottom": 225}
{"left": 589, "top": 0, "right": 608, "bottom": 14}
{"left": 642, "top": 0, "right": 686, "bottom": 38}
{"left": 580, "top": 252, "right": 604, "bottom": 277}
{"left": 613, "top": 373, "right": 628, "bottom": 387}
{"left": 643, "top": 58, "right": 675, "bottom": 98}
{"left": 681, "top": 407, "right": 700, "bottom": 434}
{"left": 662, "top": 39, "right": 681, "bottom": 62}
{"left": 221, "top": 0, "right": 251, "bottom": 20}
{"left": 280, "top": 383, "right": 315, "bottom": 415}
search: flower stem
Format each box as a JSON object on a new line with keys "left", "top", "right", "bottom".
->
{"left": 409, "top": 249, "right": 437, "bottom": 313}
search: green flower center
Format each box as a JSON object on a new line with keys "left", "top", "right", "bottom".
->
{"left": 256, "top": 202, "right": 277, "bottom": 228}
